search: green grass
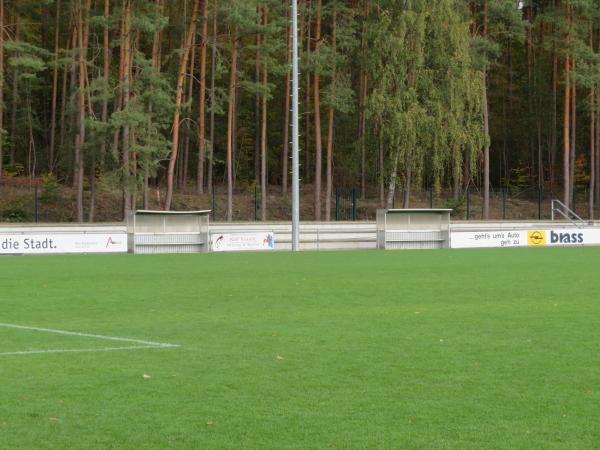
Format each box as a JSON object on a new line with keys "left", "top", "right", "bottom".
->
{"left": 1, "top": 248, "right": 599, "bottom": 449}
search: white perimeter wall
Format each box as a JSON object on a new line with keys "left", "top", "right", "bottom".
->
{"left": 211, "top": 221, "right": 600, "bottom": 251}
{"left": 0, "top": 224, "right": 127, "bottom": 255}
{"left": 1, "top": 220, "right": 600, "bottom": 253}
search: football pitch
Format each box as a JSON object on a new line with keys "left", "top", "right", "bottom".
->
{"left": 1, "top": 248, "right": 599, "bottom": 449}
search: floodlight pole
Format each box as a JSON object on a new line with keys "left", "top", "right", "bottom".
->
{"left": 291, "top": 0, "right": 300, "bottom": 251}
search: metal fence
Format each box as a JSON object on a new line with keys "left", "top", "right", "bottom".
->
{"left": 443, "top": 187, "right": 597, "bottom": 221}
{"left": 2, "top": 183, "right": 599, "bottom": 223}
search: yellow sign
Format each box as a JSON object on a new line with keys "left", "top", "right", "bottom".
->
{"left": 528, "top": 231, "right": 546, "bottom": 246}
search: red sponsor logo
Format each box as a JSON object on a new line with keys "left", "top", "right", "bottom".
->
{"left": 106, "top": 236, "right": 120, "bottom": 248}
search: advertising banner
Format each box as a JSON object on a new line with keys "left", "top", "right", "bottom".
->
{"left": 451, "top": 228, "right": 600, "bottom": 249}
{"left": 450, "top": 230, "right": 525, "bottom": 249}
{"left": 211, "top": 232, "right": 275, "bottom": 252}
{"left": 0, "top": 233, "right": 128, "bottom": 255}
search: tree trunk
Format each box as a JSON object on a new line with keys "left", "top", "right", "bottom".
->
{"left": 58, "top": 37, "right": 70, "bottom": 164}
{"left": 164, "top": 0, "right": 200, "bottom": 211}
{"left": 100, "top": 0, "right": 110, "bottom": 167}
{"left": 181, "top": 130, "right": 190, "bottom": 188}
{"left": 89, "top": 0, "right": 110, "bottom": 223}
{"left": 551, "top": 44, "right": 558, "bottom": 189}
{"left": 386, "top": 149, "right": 399, "bottom": 209}
{"left": 588, "top": 27, "right": 595, "bottom": 218}
{"left": 325, "top": 4, "right": 336, "bottom": 222}
{"left": 254, "top": 5, "right": 262, "bottom": 187}
{"left": 597, "top": 87, "right": 600, "bottom": 208}
{"left": 403, "top": 165, "right": 411, "bottom": 209}
{"left": 89, "top": 161, "right": 96, "bottom": 221}
{"left": 569, "top": 69, "right": 576, "bottom": 207}
{"left": 9, "top": 17, "right": 19, "bottom": 166}
{"left": 590, "top": 84, "right": 595, "bottom": 219}
{"left": 26, "top": 91, "right": 36, "bottom": 179}
{"left": 208, "top": 7, "right": 216, "bottom": 194}
{"left": 483, "top": 70, "right": 490, "bottom": 219}
{"left": 143, "top": 168, "right": 149, "bottom": 209}
{"left": 197, "top": 0, "right": 208, "bottom": 194}
{"left": 482, "top": 0, "right": 490, "bottom": 220}
{"left": 74, "top": 0, "right": 89, "bottom": 222}
{"left": 463, "top": 149, "right": 471, "bottom": 196}
{"left": 360, "top": 76, "right": 367, "bottom": 201}
{"left": 122, "top": 0, "right": 132, "bottom": 215}
{"left": 501, "top": 45, "right": 508, "bottom": 185}
{"left": 68, "top": 27, "right": 78, "bottom": 186}
{"left": 359, "top": 2, "right": 368, "bottom": 200}
{"left": 379, "top": 126, "right": 385, "bottom": 207}
{"left": 527, "top": 5, "right": 535, "bottom": 181}
{"left": 152, "top": 0, "right": 163, "bottom": 69}
{"left": 226, "top": 26, "right": 239, "bottom": 222}
{"left": 146, "top": 0, "right": 162, "bottom": 206}
{"left": 181, "top": 29, "right": 197, "bottom": 189}
{"left": 313, "top": 0, "right": 322, "bottom": 221}
{"left": 111, "top": 3, "right": 126, "bottom": 164}
{"left": 232, "top": 73, "right": 239, "bottom": 188}
{"left": 0, "top": 0, "right": 3, "bottom": 181}
{"left": 453, "top": 158, "right": 460, "bottom": 201}
{"left": 48, "top": 0, "right": 61, "bottom": 174}
{"left": 304, "top": 0, "right": 311, "bottom": 183}
{"left": 597, "top": 30, "right": 600, "bottom": 208}
{"left": 563, "top": 54, "right": 571, "bottom": 208}
{"left": 534, "top": 17, "right": 542, "bottom": 194}
{"left": 282, "top": 7, "right": 291, "bottom": 194}
{"left": 260, "top": 7, "right": 269, "bottom": 221}
{"left": 359, "top": 96, "right": 365, "bottom": 202}
{"left": 325, "top": 105, "right": 334, "bottom": 221}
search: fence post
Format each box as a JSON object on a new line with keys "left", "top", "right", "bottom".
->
{"left": 466, "top": 188, "right": 470, "bottom": 220}
{"left": 254, "top": 186, "right": 258, "bottom": 221}
{"left": 211, "top": 190, "right": 216, "bottom": 220}
{"left": 34, "top": 186, "right": 39, "bottom": 223}
{"left": 538, "top": 188, "right": 542, "bottom": 220}
{"left": 352, "top": 188, "right": 357, "bottom": 221}
{"left": 501, "top": 188, "right": 506, "bottom": 220}
{"left": 335, "top": 188, "right": 339, "bottom": 221}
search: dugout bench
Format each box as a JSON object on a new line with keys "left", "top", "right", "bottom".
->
{"left": 127, "top": 210, "right": 210, "bottom": 254}
{"left": 376, "top": 209, "right": 452, "bottom": 250}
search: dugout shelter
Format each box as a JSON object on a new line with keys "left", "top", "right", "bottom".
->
{"left": 376, "top": 209, "right": 452, "bottom": 250}
{"left": 127, "top": 210, "right": 210, "bottom": 254}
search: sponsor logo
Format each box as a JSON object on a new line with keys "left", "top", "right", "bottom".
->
{"left": 550, "top": 230, "right": 584, "bottom": 244}
{"left": 214, "top": 235, "right": 224, "bottom": 250}
{"left": 528, "top": 231, "right": 546, "bottom": 246}
{"left": 263, "top": 233, "right": 274, "bottom": 249}
{"left": 106, "top": 236, "right": 122, "bottom": 248}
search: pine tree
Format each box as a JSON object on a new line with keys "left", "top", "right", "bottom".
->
{"left": 0, "top": 0, "right": 4, "bottom": 181}
{"left": 323, "top": 1, "right": 356, "bottom": 220}
{"left": 164, "top": 0, "right": 200, "bottom": 211}
{"left": 471, "top": 0, "right": 523, "bottom": 218}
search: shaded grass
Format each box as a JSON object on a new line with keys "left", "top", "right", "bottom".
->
{"left": 0, "top": 248, "right": 599, "bottom": 449}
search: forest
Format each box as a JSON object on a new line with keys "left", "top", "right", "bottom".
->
{"left": 0, "top": 0, "right": 599, "bottom": 222}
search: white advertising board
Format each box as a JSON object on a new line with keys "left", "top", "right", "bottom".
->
{"left": 450, "top": 230, "right": 525, "bottom": 249}
{"left": 0, "top": 233, "right": 127, "bottom": 255}
{"left": 211, "top": 232, "right": 274, "bottom": 252}
{"left": 451, "top": 228, "right": 600, "bottom": 249}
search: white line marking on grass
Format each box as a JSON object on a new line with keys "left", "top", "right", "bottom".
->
{"left": 0, "top": 345, "right": 173, "bottom": 356}
{"left": 0, "top": 322, "right": 179, "bottom": 356}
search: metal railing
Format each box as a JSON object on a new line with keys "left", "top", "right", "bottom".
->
{"left": 551, "top": 199, "right": 586, "bottom": 227}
